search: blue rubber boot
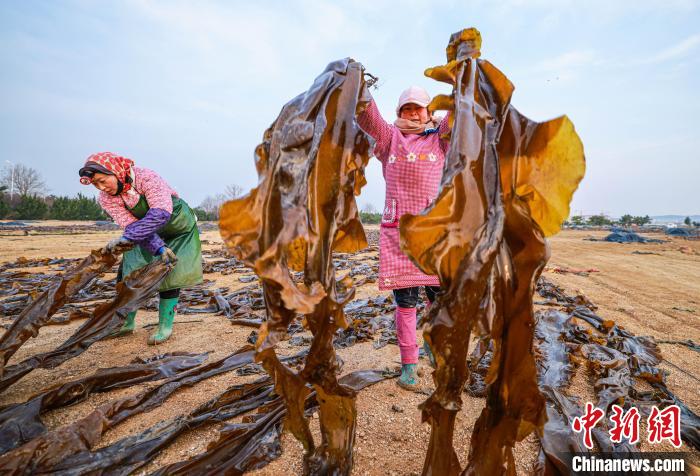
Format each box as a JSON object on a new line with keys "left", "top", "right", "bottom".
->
{"left": 396, "top": 363, "right": 420, "bottom": 391}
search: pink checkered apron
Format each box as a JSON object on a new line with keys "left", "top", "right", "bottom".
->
{"left": 357, "top": 100, "right": 449, "bottom": 290}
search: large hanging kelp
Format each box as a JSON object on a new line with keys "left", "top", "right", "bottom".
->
{"left": 399, "top": 28, "right": 585, "bottom": 475}
{"left": 219, "top": 58, "right": 374, "bottom": 474}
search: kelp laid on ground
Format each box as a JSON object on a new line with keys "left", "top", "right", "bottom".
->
{"left": 0, "top": 257, "right": 172, "bottom": 393}
{"left": 54, "top": 377, "right": 278, "bottom": 476}
{"left": 0, "top": 256, "right": 82, "bottom": 273}
{"left": 399, "top": 28, "right": 585, "bottom": 474}
{"left": 529, "top": 281, "right": 700, "bottom": 472}
{"left": 0, "top": 352, "right": 208, "bottom": 454}
{"left": 583, "top": 228, "right": 665, "bottom": 244}
{"left": 0, "top": 347, "right": 387, "bottom": 475}
{"left": 0, "top": 346, "right": 256, "bottom": 473}
{"left": 0, "top": 223, "right": 120, "bottom": 236}
{"left": 219, "top": 58, "right": 374, "bottom": 474}
{"left": 150, "top": 369, "right": 390, "bottom": 476}
{"left": 533, "top": 309, "right": 588, "bottom": 474}
{"left": 0, "top": 246, "right": 128, "bottom": 377}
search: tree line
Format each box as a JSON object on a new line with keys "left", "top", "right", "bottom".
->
{"left": 568, "top": 214, "right": 698, "bottom": 227}
{"left": 0, "top": 190, "right": 108, "bottom": 220}
{"left": 568, "top": 214, "right": 652, "bottom": 227}
{"left": 3, "top": 164, "right": 695, "bottom": 227}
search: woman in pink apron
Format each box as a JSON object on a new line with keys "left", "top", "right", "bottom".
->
{"left": 358, "top": 86, "right": 450, "bottom": 390}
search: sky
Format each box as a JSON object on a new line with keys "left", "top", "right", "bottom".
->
{"left": 1, "top": 0, "right": 699, "bottom": 217}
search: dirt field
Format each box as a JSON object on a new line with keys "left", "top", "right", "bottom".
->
{"left": 1, "top": 224, "right": 698, "bottom": 474}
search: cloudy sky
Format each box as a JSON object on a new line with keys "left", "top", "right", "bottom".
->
{"left": 1, "top": 0, "right": 698, "bottom": 217}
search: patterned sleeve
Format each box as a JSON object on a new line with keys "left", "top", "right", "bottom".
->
{"left": 137, "top": 168, "right": 175, "bottom": 214}
{"left": 438, "top": 111, "right": 452, "bottom": 136}
{"left": 438, "top": 112, "right": 452, "bottom": 154}
{"left": 98, "top": 193, "right": 137, "bottom": 228}
{"left": 357, "top": 99, "right": 392, "bottom": 158}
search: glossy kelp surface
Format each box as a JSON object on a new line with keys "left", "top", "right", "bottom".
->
{"left": 0, "top": 352, "right": 208, "bottom": 454}
{"left": 530, "top": 280, "right": 700, "bottom": 473}
{"left": 152, "top": 370, "right": 389, "bottom": 476}
{"left": 533, "top": 309, "right": 589, "bottom": 474}
{"left": 0, "top": 257, "right": 172, "bottom": 393}
{"left": 399, "top": 28, "right": 584, "bottom": 475}
{"left": 53, "top": 378, "right": 276, "bottom": 476}
{"left": 0, "top": 247, "right": 125, "bottom": 377}
{"left": 0, "top": 346, "right": 256, "bottom": 474}
{"left": 219, "top": 58, "right": 373, "bottom": 474}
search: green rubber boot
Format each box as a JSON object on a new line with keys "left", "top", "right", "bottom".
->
{"left": 148, "top": 297, "right": 177, "bottom": 345}
{"left": 111, "top": 311, "right": 136, "bottom": 337}
{"left": 396, "top": 363, "right": 420, "bottom": 391}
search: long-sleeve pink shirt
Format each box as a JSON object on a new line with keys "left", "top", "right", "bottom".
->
{"left": 98, "top": 167, "right": 179, "bottom": 254}
{"left": 357, "top": 100, "right": 449, "bottom": 290}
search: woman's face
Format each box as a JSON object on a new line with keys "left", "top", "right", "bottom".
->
{"left": 399, "top": 103, "right": 429, "bottom": 124}
{"left": 91, "top": 172, "right": 119, "bottom": 195}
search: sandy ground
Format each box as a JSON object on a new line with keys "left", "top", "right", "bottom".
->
{"left": 1, "top": 224, "right": 698, "bottom": 474}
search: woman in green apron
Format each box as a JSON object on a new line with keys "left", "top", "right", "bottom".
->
{"left": 79, "top": 152, "right": 202, "bottom": 344}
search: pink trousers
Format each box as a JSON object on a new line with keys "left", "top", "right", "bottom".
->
{"left": 395, "top": 306, "right": 418, "bottom": 364}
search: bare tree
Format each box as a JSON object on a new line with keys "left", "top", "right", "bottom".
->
{"left": 198, "top": 184, "right": 243, "bottom": 219}
{"left": 199, "top": 193, "right": 228, "bottom": 219}
{"left": 225, "top": 184, "right": 244, "bottom": 199}
{"left": 362, "top": 203, "right": 378, "bottom": 214}
{"left": 1, "top": 164, "right": 48, "bottom": 197}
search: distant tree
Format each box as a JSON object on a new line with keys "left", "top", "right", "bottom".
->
{"left": 570, "top": 215, "right": 585, "bottom": 225}
{"left": 50, "top": 194, "right": 106, "bottom": 220}
{"left": 1, "top": 164, "right": 48, "bottom": 197}
{"left": 693, "top": 221, "right": 700, "bottom": 227}
{"left": 13, "top": 194, "right": 48, "bottom": 219}
{"left": 50, "top": 196, "right": 73, "bottom": 220}
{"left": 0, "top": 194, "right": 9, "bottom": 219}
{"left": 684, "top": 216, "right": 692, "bottom": 226}
{"left": 631, "top": 215, "right": 651, "bottom": 226}
{"left": 225, "top": 184, "right": 244, "bottom": 199}
{"left": 198, "top": 184, "right": 244, "bottom": 219}
{"left": 198, "top": 193, "right": 228, "bottom": 219}
{"left": 362, "top": 203, "right": 378, "bottom": 214}
{"left": 193, "top": 207, "right": 216, "bottom": 221}
{"left": 359, "top": 211, "right": 381, "bottom": 224}
{"left": 619, "top": 214, "right": 634, "bottom": 226}
{"left": 587, "top": 214, "right": 613, "bottom": 226}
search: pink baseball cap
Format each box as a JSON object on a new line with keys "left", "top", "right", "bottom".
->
{"left": 396, "top": 86, "right": 431, "bottom": 115}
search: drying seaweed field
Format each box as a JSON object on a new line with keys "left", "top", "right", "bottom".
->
{"left": 0, "top": 223, "right": 698, "bottom": 474}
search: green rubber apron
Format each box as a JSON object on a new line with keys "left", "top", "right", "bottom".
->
{"left": 119, "top": 195, "right": 203, "bottom": 292}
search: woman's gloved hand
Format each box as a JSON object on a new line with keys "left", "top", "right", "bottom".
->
{"left": 157, "top": 246, "right": 177, "bottom": 265}
{"left": 104, "top": 236, "right": 132, "bottom": 254}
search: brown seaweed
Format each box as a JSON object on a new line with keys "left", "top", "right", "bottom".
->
{"left": 51, "top": 378, "right": 277, "bottom": 476}
{"left": 14, "top": 369, "right": 387, "bottom": 476}
{"left": 533, "top": 310, "right": 589, "bottom": 474}
{"left": 399, "top": 28, "right": 585, "bottom": 475}
{"left": 0, "top": 352, "right": 208, "bottom": 454}
{"left": 531, "top": 280, "right": 700, "bottom": 473}
{"left": 219, "top": 58, "right": 373, "bottom": 474}
{"left": 465, "top": 341, "right": 493, "bottom": 398}
{"left": 0, "top": 346, "right": 256, "bottom": 474}
{"left": 0, "top": 223, "right": 120, "bottom": 236}
{"left": 0, "top": 247, "right": 126, "bottom": 376}
{"left": 0, "top": 257, "right": 172, "bottom": 393}
{"left": 152, "top": 369, "right": 390, "bottom": 476}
